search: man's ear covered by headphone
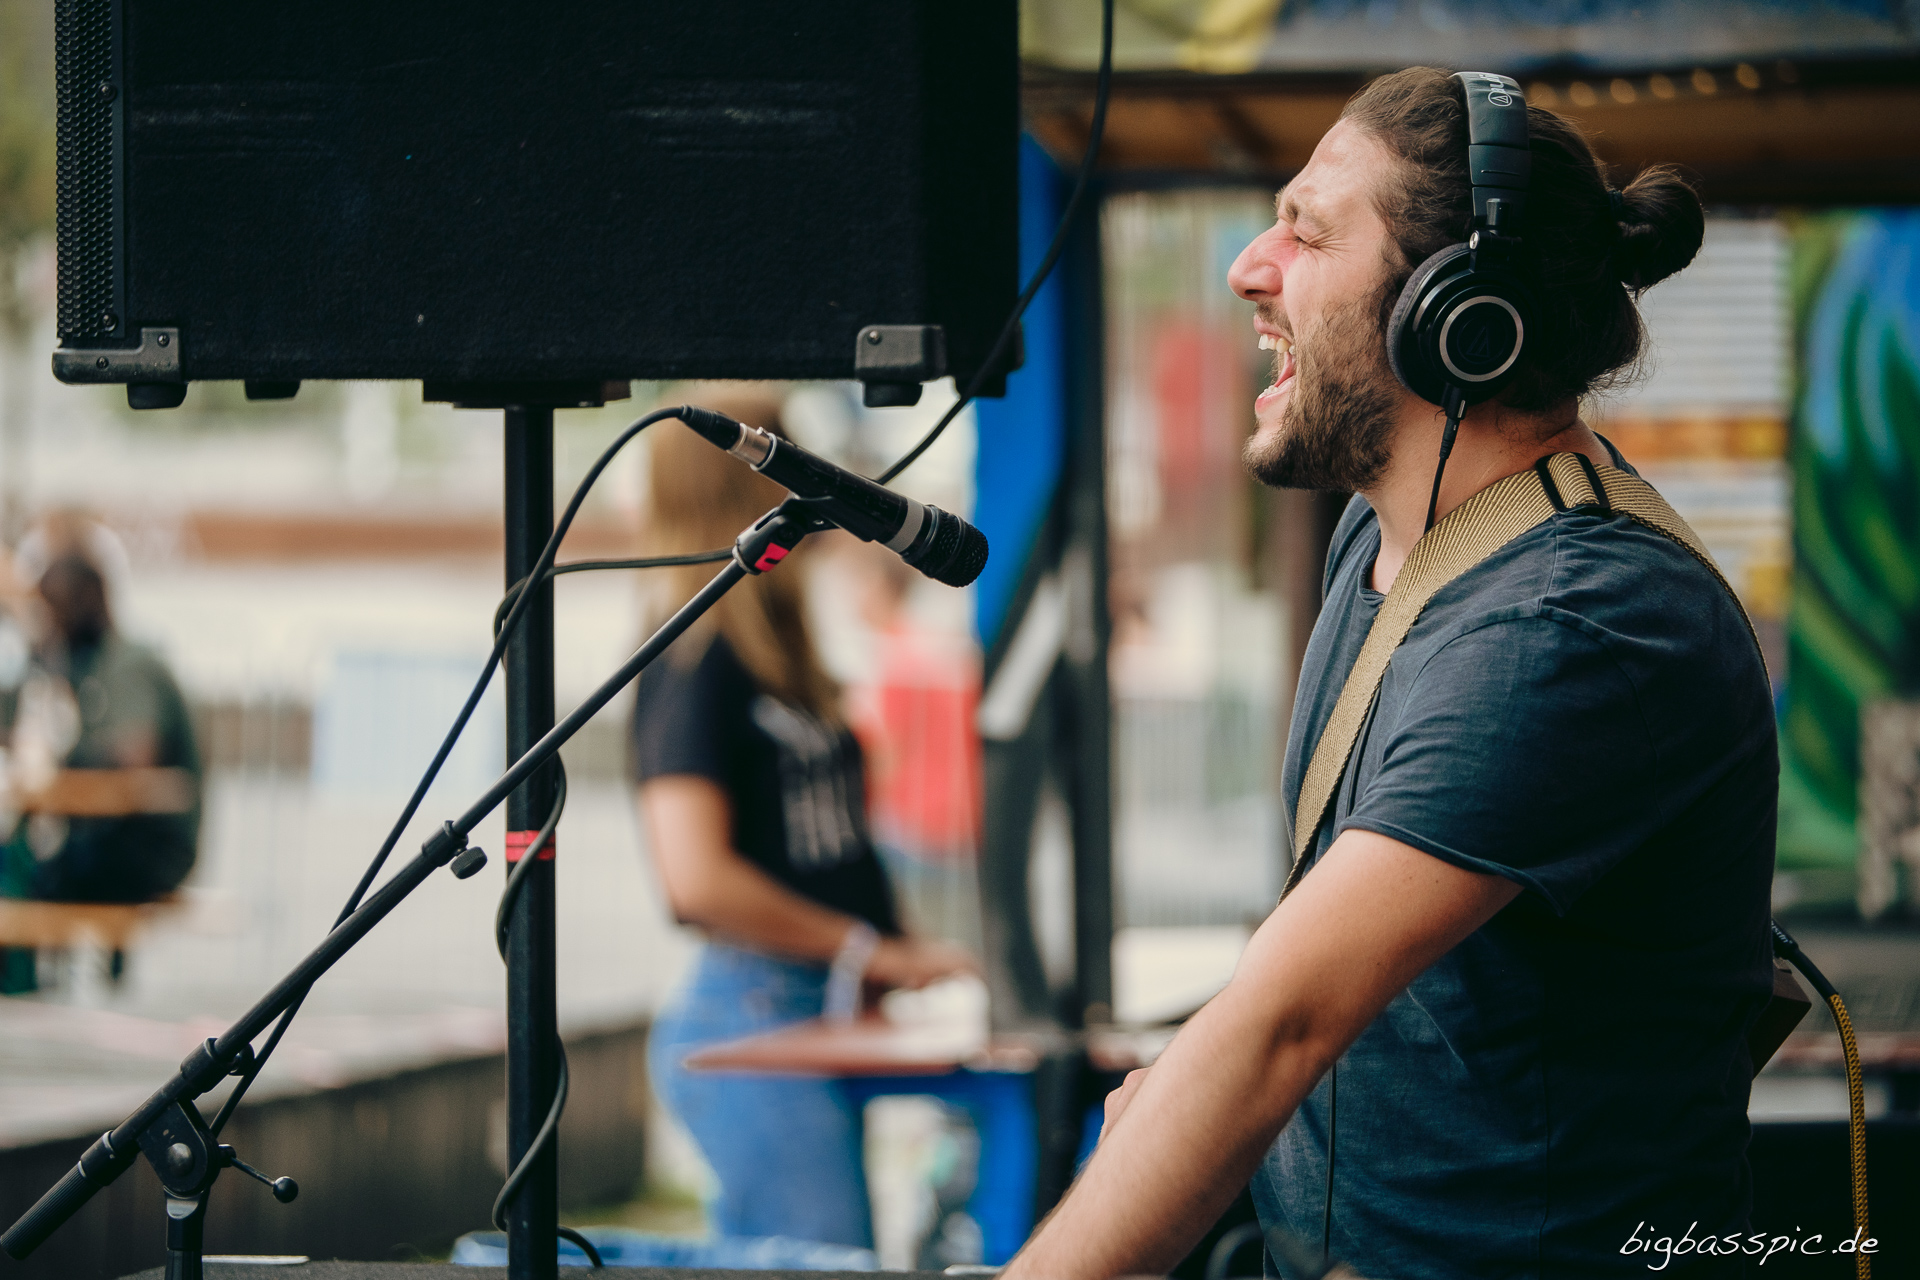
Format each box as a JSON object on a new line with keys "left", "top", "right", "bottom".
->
{"left": 1382, "top": 72, "right": 1536, "bottom": 527}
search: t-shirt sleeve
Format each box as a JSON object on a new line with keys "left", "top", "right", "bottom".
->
{"left": 1338, "top": 612, "right": 1660, "bottom": 915}
{"left": 630, "top": 644, "right": 736, "bottom": 786}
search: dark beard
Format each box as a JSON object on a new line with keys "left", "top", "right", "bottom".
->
{"left": 1243, "top": 283, "right": 1399, "bottom": 492}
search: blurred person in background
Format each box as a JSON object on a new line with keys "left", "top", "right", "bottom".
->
{"left": 631, "top": 387, "right": 977, "bottom": 1249}
{"left": 1, "top": 531, "right": 201, "bottom": 903}
{"left": 13, "top": 507, "right": 135, "bottom": 601}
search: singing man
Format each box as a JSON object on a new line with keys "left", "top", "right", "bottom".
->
{"left": 1004, "top": 67, "right": 1776, "bottom": 1280}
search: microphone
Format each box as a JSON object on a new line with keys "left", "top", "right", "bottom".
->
{"left": 677, "top": 407, "right": 989, "bottom": 589}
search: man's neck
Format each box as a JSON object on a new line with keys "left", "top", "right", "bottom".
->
{"left": 1361, "top": 396, "right": 1608, "bottom": 594}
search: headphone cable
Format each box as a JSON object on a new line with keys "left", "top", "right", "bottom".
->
{"left": 1423, "top": 386, "right": 1469, "bottom": 533}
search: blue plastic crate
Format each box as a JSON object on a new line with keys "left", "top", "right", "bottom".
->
{"left": 450, "top": 1228, "right": 878, "bottom": 1270}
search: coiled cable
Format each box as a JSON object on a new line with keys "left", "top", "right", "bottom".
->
{"left": 487, "top": 761, "right": 602, "bottom": 1268}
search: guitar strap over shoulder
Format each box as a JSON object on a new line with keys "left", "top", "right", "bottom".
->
{"left": 1281, "top": 451, "right": 1762, "bottom": 900}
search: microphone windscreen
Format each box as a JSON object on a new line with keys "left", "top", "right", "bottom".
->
{"left": 910, "top": 508, "right": 989, "bottom": 588}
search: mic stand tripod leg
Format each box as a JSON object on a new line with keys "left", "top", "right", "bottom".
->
{"left": 164, "top": 1191, "right": 208, "bottom": 1280}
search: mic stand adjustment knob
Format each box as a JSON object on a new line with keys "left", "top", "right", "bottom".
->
{"left": 218, "top": 1146, "right": 299, "bottom": 1204}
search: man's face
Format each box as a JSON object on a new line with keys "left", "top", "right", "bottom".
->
{"left": 1228, "top": 120, "right": 1406, "bottom": 491}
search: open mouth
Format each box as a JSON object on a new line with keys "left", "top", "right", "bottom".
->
{"left": 1257, "top": 332, "right": 1296, "bottom": 401}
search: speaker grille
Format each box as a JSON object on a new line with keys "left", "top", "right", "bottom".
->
{"left": 54, "top": 0, "right": 118, "bottom": 344}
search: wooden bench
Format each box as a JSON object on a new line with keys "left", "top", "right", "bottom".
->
{"left": 0, "top": 893, "right": 184, "bottom": 985}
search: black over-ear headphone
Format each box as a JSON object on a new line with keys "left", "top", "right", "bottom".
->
{"left": 1386, "top": 71, "right": 1534, "bottom": 410}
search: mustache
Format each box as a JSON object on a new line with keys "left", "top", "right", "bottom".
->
{"left": 1255, "top": 303, "right": 1295, "bottom": 343}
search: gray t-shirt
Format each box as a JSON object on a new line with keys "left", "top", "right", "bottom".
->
{"left": 1254, "top": 461, "right": 1777, "bottom": 1279}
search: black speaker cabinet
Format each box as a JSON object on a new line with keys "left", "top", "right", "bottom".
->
{"left": 51, "top": 1, "right": 1019, "bottom": 405}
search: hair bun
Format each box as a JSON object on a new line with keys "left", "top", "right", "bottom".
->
{"left": 1611, "top": 166, "right": 1705, "bottom": 291}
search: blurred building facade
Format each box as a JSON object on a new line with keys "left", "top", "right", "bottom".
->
{"left": 1104, "top": 188, "right": 1281, "bottom": 929}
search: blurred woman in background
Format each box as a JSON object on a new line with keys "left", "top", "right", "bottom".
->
{"left": 632, "top": 387, "right": 975, "bottom": 1249}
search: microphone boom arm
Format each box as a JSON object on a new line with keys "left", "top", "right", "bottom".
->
{"left": 0, "top": 510, "right": 804, "bottom": 1261}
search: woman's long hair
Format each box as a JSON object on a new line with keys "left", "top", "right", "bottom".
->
{"left": 643, "top": 385, "right": 839, "bottom": 719}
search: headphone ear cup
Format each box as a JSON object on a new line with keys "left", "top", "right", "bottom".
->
{"left": 1387, "top": 244, "right": 1473, "bottom": 405}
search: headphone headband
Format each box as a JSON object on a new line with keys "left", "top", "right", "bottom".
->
{"left": 1385, "top": 72, "right": 1534, "bottom": 409}
{"left": 1454, "top": 71, "right": 1530, "bottom": 231}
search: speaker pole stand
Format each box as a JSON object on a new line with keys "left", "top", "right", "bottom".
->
{"left": 503, "top": 401, "right": 561, "bottom": 1280}
{"left": 426, "top": 380, "right": 627, "bottom": 1280}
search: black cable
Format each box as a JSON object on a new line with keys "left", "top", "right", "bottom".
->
{"left": 484, "top": 764, "right": 601, "bottom": 1268}
{"left": 1423, "top": 387, "right": 1468, "bottom": 534}
{"left": 1321, "top": 1063, "right": 1336, "bottom": 1263}
{"left": 494, "top": 550, "right": 732, "bottom": 637}
{"left": 209, "top": 405, "right": 688, "bottom": 1138}
{"left": 874, "top": 0, "right": 1115, "bottom": 486}
{"left": 494, "top": 763, "right": 566, "bottom": 958}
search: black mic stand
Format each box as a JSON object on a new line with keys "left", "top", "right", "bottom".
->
{"left": 0, "top": 475, "right": 815, "bottom": 1276}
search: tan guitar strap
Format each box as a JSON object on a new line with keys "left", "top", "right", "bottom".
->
{"left": 1281, "top": 450, "right": 1760, "bottom": 899}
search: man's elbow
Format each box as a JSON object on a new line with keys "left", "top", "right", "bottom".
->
{"left": 1219, "top": 981, "right": 1353, "bottom": 1113}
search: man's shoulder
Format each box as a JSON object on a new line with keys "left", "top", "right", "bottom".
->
{"left": 1329, "top": 472, "right": 1763, "bottom": 685}
{"left": 1538, "top": 511, "right": 1756, "bottom": 646}
{"left": 1415, "top": 509, "right": 1768, "bottom": 710}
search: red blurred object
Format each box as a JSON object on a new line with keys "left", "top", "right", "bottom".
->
{"left": 1154, "top": 323, "right": 1212, "bottom": 494}
{"left": 850, "top": 624, "right": 983, "bottom": 861}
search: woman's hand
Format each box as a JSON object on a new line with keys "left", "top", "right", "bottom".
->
{"left": 865, "top": 935, "right": 979, "bottom": 992}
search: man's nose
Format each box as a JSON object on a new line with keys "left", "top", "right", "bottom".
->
{"left": 1228, "top": 225, "right": 1284, "bottom": 302}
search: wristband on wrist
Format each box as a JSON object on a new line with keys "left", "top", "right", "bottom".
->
{"left": 825, "top": 921, "right": 880, "bottom": 1023}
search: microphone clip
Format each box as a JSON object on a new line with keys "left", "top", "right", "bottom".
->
{"left": 732, "top": 502, "right": 827, "bottom": 575}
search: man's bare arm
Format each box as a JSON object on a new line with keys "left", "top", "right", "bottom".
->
{"left": 1004, "top": 829, "right": 1522, "bottom": 1280}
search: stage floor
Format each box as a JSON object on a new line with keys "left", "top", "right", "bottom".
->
{"left": 122, "top": 1268, "right": 947, "bottom": 1280}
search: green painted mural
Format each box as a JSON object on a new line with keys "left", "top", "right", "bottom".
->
{"left": 1778, "top": 209, "right": 1920, "bottom": 904}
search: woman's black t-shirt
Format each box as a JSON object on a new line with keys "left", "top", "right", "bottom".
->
{"left": 630, "top": 633, "right": 900, "bottom": 935}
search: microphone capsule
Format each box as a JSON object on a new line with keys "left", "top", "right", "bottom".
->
{"left": 903, "top": 507, "right": 989, "bottom": 589}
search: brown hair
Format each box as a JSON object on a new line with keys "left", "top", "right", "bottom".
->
{"left": 1339, "top": 67, "right": 1706, "bottom": 412}
{"left": 644, "top": 385, "right": 839, "bottom": 718}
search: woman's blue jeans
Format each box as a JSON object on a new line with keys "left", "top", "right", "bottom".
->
{"left": 649, "top": 943, "right": 873, "bottom": 1248}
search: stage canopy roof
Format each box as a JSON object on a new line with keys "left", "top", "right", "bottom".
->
{"left": 1020, "top": 0, "right": 1920, "bottom": 202}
